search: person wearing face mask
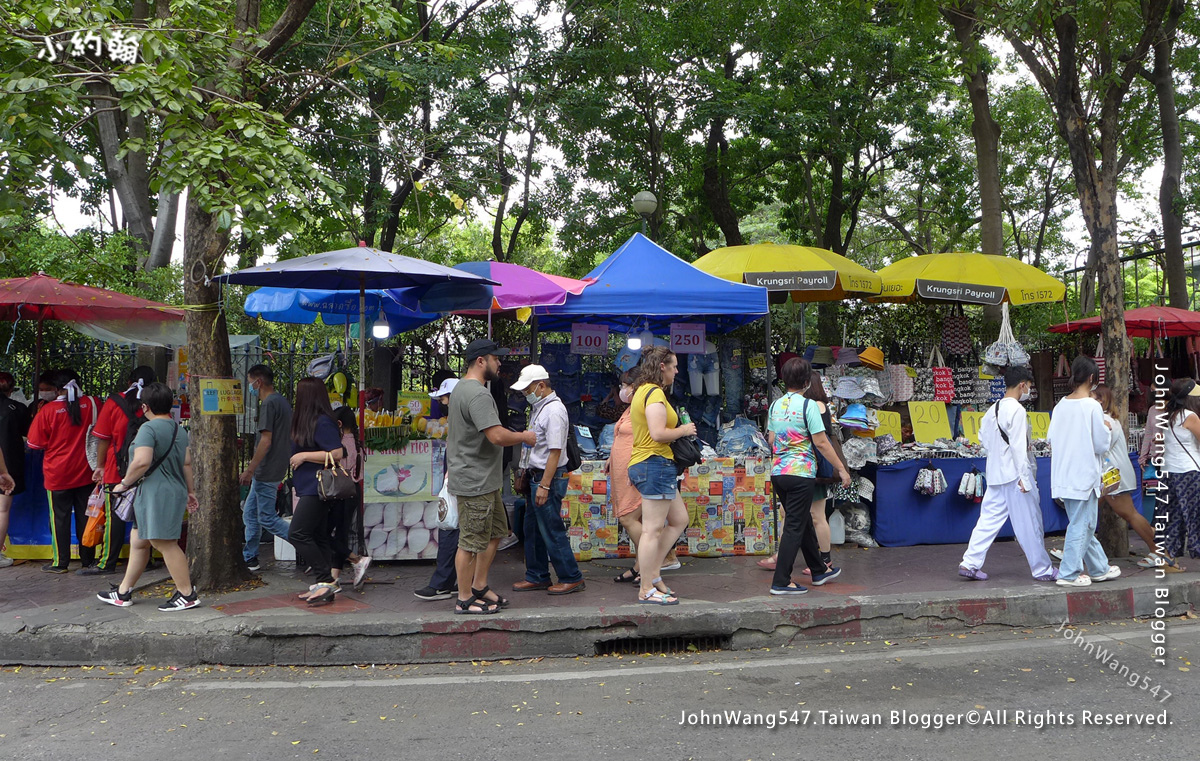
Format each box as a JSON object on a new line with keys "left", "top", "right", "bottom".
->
{"left": 511, "top": 365, "right": 586, "bottom": 596}
{"left": 238, "top": 364, "right": 294, "bottom": 572}
{"left": 959, "top": 365, "right": 1057, "bottom": 582}
{"left": 27, "top": 369, "right": 98, "bottom": 573}
{"left": 30, "top": 372, "right": 58, "bottom": 415}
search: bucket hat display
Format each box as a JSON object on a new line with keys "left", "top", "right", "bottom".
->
{"left": 839, "top": 402, "right": 871, "bottom": 430}
{"left": 833, "top": 377, "right": 866, "bottom": 400}
{"left": 811, "top": 346, "right": 835, "bottom": 368}
{"left": 858, "top": 346, "right": 885, "bottom": 371}
{"left": 835, "top": 346, "right": 863, "bottom": 367}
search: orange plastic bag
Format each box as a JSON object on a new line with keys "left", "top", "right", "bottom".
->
{"left": 82, "top": 489, "right": 106, "bottom": 547}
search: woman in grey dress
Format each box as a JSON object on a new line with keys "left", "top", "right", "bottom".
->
{"left": 97, "top": 383, "right": 200, "bottom": 611}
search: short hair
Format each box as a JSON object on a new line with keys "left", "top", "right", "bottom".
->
{"left": 0, "top": 372, "right": 13, "bottom": 393}
{"left": 130, "top": 365, "right": 157, "bottom": 386}
{"left": 142, "top": 382, "right": 174, "bottom": 415}
{"left": 1070, "top": 355, "right": 1099, "bottom": 387}
{"left": 780, "top": 357, "right": 812, "bottom": 392}
{"left": 247, "top": 364, "right": 274, "bottom": 384}
{"left": 1004, "top": 365, "right": 1034, "bottom": 389}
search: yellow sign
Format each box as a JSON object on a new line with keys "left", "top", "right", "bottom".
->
{"left": 874, "top": 410, "right": 903, "bottom": 441}
{"left": 961, "top": 411, "right": 986, "bottom": 445}
{"left": 977, "top": 367, "right": 995, "bottom": 380}
{"left": 198, "top": 378, "right": 242, "bottom": 415}
{"left": 1028, "top": 412, "right": 1050, "bottom": 441}
{"left": 396, "top": 391, "right": 431, "bottom": 418}
{"left": 908, "top": 401, "right": 952, "bottom": 443}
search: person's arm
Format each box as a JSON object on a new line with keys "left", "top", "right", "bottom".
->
{"left": 1002, "top": 401, "right": 1034, "bottom": 490}
{"left": 1182, "top": 412, "right": 1200, "bottom": 442}
{"left": 485, "top": 426, "right": 536, "bottom": 447}
{"left": 0, "top": 448, "right": 13, "bottom": 495}
{"left": 113, "top": 445, "right": 154, "bottom": 491}
{"left": 535, "top": 405, "right": 569, "bottom": 506}
{"left": 811, "top": 431, "right": 851, "bottom": 487}
{"left": 646, "top": 400, "right": 695, "bottom": 443}
{"left": 1140, "top": 408, "right": 1160, "bottom": 464}
{"left": 1091, "top": 405, "right": 1111, "bottom": 455}
{"left": 288, "top": 419, "right": 344, "bottom": 469}
{"left": 184, "top": 446, "right": 199, "bottom": 513}
{"left": 240, "top": 430, "right": 272, "bottom": 484}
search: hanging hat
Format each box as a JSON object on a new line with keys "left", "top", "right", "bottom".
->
{"left": 858, "top": 377, "right": 885, "bottom": 403}
{"left": 858, "top": 346, "right": 885, "bottom": 371}
{"left": 811, "top": 346, "right": 835, "bottom": 368}
{"left": 775, "top": 352, "right": 801, "bottom": 377}
{"left": 835, "top": 347, "right": 863, "bottom": 367}
{"left": 839, "top": 402, "right": 871, "bottom": 430}
{"left": 803, "top": 345, "right": 817, "bottom": 362}
{"left": 841, "top": 437, "right": 877, "bottom": 470}
{"left": 833, "top": 377, "right": 865, "bottom": 400}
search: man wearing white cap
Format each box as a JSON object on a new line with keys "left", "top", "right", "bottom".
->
{"left": 511, "top": 365, "right": 585, "bottom": 595}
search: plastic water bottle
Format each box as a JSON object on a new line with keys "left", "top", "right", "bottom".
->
{"left": 678, "top": 408, "right": 692, "bottom": 426}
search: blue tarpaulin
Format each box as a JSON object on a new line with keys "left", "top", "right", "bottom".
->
{"left": 534, "top": 233, "right": 768, "bottom": 334}
{"left": 243, "top": 287, "right": 437, "bottom": 334}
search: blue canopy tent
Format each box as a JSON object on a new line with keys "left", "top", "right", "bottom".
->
{"left": 534, "top": 233, "right": 769, "bottom": 334}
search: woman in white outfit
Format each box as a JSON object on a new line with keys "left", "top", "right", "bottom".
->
{"left": 1046, "top": 356, "right": 1121, "bottom": 588}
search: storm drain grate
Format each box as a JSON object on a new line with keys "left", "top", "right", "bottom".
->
{"left": 594, "top": 635, "right": 731, "bottom": 656}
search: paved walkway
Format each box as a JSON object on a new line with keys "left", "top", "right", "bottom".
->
{"left": 1, "top": 534, "right": 1196, "bottom": 666}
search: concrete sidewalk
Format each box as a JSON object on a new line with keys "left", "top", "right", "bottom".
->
{"left": 1, "top": 536, "right": 1196, "bottom": 666}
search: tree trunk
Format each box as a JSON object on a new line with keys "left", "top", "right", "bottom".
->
{"left": 701, "top": 117, "right": 744, "bottom": 247}
{"left": 943, "top": 1, "right": 1004, "bottom": 325}
{"left": 182, "top": 198, "right": 254, "bottom": 591}
{"left": 145, "top": 190, "right": 179, "bottom": 269}
{"left": 815, "top": 153, "right": 848, "bottom": 344}
{"left": 1148, "top": 0, "right": 1188, "bottom": 309}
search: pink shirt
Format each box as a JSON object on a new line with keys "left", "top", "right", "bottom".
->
{"left": 609, "top": 410, "right": 640, "bottom": 517}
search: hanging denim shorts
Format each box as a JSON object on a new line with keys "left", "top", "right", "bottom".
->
{"left": 628, "top": 454, "right": 679, "bottom": 499}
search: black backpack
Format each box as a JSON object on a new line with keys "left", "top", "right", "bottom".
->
{"left": 111, "top": 393, "right": 147, "bottom": 477}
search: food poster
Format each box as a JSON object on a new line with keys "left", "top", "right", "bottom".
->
{"left": 361, "top": 441, "right": 445, "bottom": 560}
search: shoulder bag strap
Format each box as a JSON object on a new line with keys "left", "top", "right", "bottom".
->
{"left": 136, "top": 423, "right": 179, "bottom": 485}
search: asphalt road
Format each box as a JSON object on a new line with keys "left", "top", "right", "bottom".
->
{"left": 1, "top": 619, "right": 1196, "bottom": 760}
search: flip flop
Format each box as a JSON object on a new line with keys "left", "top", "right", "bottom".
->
{"left": 639, "top": 588, "right": 679, "bottom": 606}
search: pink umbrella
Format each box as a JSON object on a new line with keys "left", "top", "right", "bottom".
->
{"left": 411, "top": 261, "right": 591, "bottom": 314}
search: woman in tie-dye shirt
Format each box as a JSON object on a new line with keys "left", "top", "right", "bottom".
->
{"left": 764, "top": 358, "right": 850, "bottom": 595}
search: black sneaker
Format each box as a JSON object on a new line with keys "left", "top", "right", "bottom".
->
{"left": 77, "top": 565, "right": 119, "bottom": 576}
{"left": 97, "top": 584, "right": 133, "bottom": 608}
{"left": 246, "top": 557, "right": 261, "bottom": 571}
{"left": 41, "top": 563, "right": 68, "bottom": 574}
{"left": 157, "top": 590, "right": 200, "bottom": 611}
{"left": 413, "top": 585, "right": 455, "bottom": 601}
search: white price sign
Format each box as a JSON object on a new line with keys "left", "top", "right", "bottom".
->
{"left": 670, "top": 322, "right": 706, "bottom": 354}
{"left": 570, "top": 323, "right": 608, "bottom": 355}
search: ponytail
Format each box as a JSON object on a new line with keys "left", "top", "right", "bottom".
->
{"left": 49, "top": 370, "right": 83, "bottom": 426}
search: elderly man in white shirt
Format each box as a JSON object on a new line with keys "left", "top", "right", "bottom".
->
{"left": 959, "top": 366, "right": 1057, "bottom": 582}
{"left": 510, "top": 365, "right": 586, "bottom": 596}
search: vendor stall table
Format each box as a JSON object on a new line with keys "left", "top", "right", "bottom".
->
{"left": 864, "top": 453, "right": 1142, "bottom": 547}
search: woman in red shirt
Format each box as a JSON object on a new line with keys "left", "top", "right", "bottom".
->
{"left": 27, "top": 369, "right": 98, "bottom": 573}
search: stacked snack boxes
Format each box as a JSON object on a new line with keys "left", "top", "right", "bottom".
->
{"left": 561, "top": 457, "right": 774, "bottom": 560}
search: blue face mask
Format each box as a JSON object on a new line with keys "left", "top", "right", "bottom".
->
{"left": 249, "top": 381, "right": 259, "bottom": 397}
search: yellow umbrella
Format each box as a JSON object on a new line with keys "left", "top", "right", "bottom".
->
{"left": 873, "top": 252, "right": 1065, "bottom": 305}
{"left": 693, "top": 242, "right": 882, "bottom": 302}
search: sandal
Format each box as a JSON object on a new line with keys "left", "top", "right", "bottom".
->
{"left": 639, "top": 588, "right": 679, "bottom": 606}
{"left": 298, "top": 583, "right": 342, "bottom": 600}
{"left": 756, "top": 556, "right": 777, "bottom": 570}
{"left": 613, "top": 569, "right": 640, "bottom": 584}
{"left": 650, "top": 576, "right": 674, "bottom": 596}
{"left": 1136, "top": 553, "right": 1181, "bottom": 570}
{"left": 472, "top": 585, "right": 510, "bottom": 609}
{"left": 455, "top": 594, "right": 500, "bottom": 615}
{"left": 306, "top": 583, "right": 339, "bottom": 607}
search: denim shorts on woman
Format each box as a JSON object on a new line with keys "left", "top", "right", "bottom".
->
{"left": 628, "top": 454, "right": 679, "bottom": 499}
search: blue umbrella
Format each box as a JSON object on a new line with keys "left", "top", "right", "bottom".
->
{"left": 219, "top": 246, "right": 495, "bottom": 434}
{"left": 244, "top": 287, "right": 437, "bottom": 334}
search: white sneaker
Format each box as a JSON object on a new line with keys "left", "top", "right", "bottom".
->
{"left": 497, "top": 533, "right": 519, "bottom": 552}
{"left": 0, "top": 554, "right": 13, "bottom": 568}
{"left": 352, "top": 556, "right": 371, "bottom": 586}
{"left": 1049, "top": 548, "right": 1064, "bottom": 561}
{"left": 1056, "top": 574, "right": 1092, "bottom": 588}
{"left": 1092, "top": 565, "right": 1121, "bottom": 582}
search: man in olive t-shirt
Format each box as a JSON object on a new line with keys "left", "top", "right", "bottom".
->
{"left": 447, "top": 339, "right": 535, "bottom": 614}
{"left": 238, "top": 365, "right": 294, "bottom": 570}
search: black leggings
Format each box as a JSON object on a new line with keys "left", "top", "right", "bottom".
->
{"left": 325, "top": 497, "right": 353, "bottom": 570}
{"left": 288, "top": 495, "right": 334, "bottom": 583}
{"left": 50, "top": 484, "right": 95, "bottom": 568}
{"left": 771, "top": 475, "right": 825, "bottom": 587}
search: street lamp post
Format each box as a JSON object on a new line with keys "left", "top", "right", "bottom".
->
{"left": 632, "top": 190, "right": 657, "bottom": 237}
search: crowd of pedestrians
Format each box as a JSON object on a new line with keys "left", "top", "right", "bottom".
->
{"left": 0, "top": 342, "right": 1195, "bottom": 614}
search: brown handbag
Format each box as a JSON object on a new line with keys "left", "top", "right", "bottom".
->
{"left": 317, "top": 452, "right": 356, "bottom": 501}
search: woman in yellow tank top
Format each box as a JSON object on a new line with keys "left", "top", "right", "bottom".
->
{"left": 627, "top": 346, "right": 696, "bottom": 605}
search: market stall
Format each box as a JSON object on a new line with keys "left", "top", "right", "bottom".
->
{"left": 534, "top": 233, "right": 776, "bottom": 558}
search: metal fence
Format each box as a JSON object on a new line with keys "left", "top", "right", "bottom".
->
{"left": 0, "top": 337, "right": 139, "bottom": 401}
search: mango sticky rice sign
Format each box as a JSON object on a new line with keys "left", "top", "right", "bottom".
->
{"left": 198, "top": 378, "right": 244, "bottom": 415}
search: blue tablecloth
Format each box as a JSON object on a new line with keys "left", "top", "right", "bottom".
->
{"left": 865, "top": 454, "right": 1142, "bottom": 547}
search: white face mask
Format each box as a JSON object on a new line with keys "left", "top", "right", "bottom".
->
{"left": 1019, "top": 386, "right": 1032, "bottom": 402}
{"left": 619, "top": 386, "right": 633, "bottom": 404}
{"left": 38, "top": 390, "right": 55, "bottom": 402}
{"left": 525, "top": 385, "right": 541, "bottom": 406}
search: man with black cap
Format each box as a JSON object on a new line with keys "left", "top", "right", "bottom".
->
{"left": 448, "top": 338, "right": 536, "bottom": 614}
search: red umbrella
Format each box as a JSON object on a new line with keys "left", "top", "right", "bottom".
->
{"left": 0, "top": 272, "right": 183, "bottom": 382}
{"left": 1049, "top": 305, "right": 1200, "bottom": 338}
{"left": 0, "top": 272, "right": 183, "bottom": 322}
